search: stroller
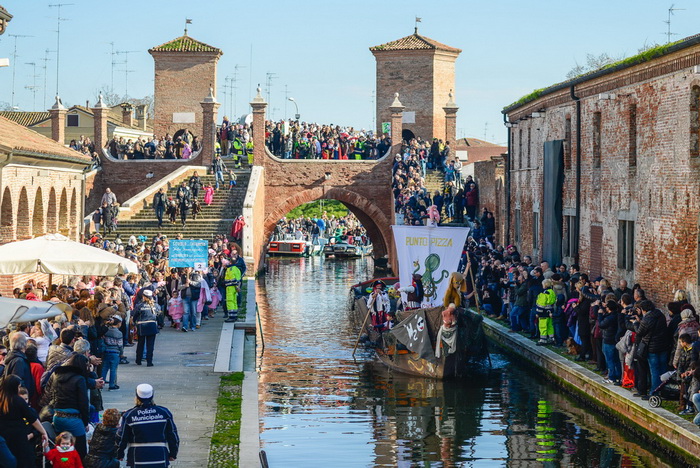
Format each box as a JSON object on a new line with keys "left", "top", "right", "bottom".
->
{"left": 648, "top": 370, "right": 680, "bottom": 408}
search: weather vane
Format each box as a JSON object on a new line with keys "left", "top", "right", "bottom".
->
{"left": 184, "top": 18, "right": 192, "bottom": 36}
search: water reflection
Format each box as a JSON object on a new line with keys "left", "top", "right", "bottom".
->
{"left": 257, "top": 257, "right": 674, "bottom": 467}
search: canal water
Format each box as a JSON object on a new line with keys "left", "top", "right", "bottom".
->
{"left": 257, "top": 257, "right": 675, "bottom": 467}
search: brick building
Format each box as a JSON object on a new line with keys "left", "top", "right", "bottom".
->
{"left": 149, "top": 34, "right": 222, "bottom": 139}
{"left": 370, "top": 29, "right": 461, "bottom": 142}
{"left": 502, "top": 34, "right": 700, "bottom": 304}
{"left": 0, "top": 114, "right": 92, "bottom": 293}
{"left": 0, "top": 102, "right": 152, "bottom": 147}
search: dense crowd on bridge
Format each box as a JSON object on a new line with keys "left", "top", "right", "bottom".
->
{"left": 0, "top": 229, "right": 250, "bottom": 466}
{"left": 462, "top": 224, "right": 700, "bottom": 422}
{"left": 264, "top": 119, "right": 391, "bottom": 160}
{"left": 105, "top": 130, "right": 201, "bottom": 160}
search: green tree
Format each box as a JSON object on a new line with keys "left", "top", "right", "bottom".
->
{"left": 286, "top": 200, "right": 349, "bottom": 219}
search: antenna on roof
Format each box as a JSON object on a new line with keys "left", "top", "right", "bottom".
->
{"left": 184, "top": 18, "right": 192, "bottom": 36}
{"left": 663, "top": 4, "right": 685, "bottom": 43}
{"left": 414, "top": 16, "right": 422, "bottom": 34}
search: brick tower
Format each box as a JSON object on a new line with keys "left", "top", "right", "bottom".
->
{"left": 370, "top": 29, "right": 461, "bottom": 142}
{"left": 149, "top": 34, "right": 222, "bottom": 138}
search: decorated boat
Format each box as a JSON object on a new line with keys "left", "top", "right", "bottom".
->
{"left": 349, "top": 225, "right": 488, "bottom": 379}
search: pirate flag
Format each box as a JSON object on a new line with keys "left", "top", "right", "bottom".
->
{"left": 390, "top": 310, "right": 436, "bottom": 363}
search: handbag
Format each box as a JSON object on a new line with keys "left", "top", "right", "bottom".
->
{"left": 39, "top": 404, "right": 55, "bottom": 422}
{"left": 634, "top": 339, "right": 649, "bottom": 360}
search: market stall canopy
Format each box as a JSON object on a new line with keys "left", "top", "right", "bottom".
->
{"left": 0, "top": 297, "right": 72, "bottom": 328}
{"left": 0, "top": 233, "right": 138, "bottom": 275}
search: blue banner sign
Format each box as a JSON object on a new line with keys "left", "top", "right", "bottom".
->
{"left": 169, "top": 240, "right": 208, "bottom": 268}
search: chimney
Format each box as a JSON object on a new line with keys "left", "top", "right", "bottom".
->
{"left": 92, "top": 93, "right": 109, "bottom": 153}
{"left": 135, "top": 104, "right": 148, "bottom": 131}
{"left": 85, "top": 100, "right": 90, "bottom": 108}
{"left": 49, "top": 95, "right": 67, "bottom": 144}
{"left": 121, "top": 103, "right": 133, "bottom": 127}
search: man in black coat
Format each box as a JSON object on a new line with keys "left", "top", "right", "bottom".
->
{"left": 4, "top": 332, "right": 34, "bottom": 399}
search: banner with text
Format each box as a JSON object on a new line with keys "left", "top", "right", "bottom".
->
{"left": 169, "top": 240, "right": 209, "bottom": 269}
{"left": 392, "top": 225, "right": 470, "bottom": 307}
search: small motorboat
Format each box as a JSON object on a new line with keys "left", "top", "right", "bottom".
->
{"left": 324, "top": 242, "right": 373, "bottom": 258}
{"left": 268, "top": 239, "right": 313, "bottom": 256}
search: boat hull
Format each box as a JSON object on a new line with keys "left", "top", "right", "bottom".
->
{"left": 351, "top": 292, "right": 488, "bottom": 380}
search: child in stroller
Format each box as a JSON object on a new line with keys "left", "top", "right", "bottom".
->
{"left": 648, "top": 370, "right": 680, "bottom": 408}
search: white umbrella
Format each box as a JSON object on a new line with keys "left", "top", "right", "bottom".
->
{"left": 0, "top": 233, "right": 138, "bottom": 276}
{"left": 0, "top": 297, "right": 72, "bottom": 328}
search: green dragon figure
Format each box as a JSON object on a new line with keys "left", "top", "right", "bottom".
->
{"left": 413, "top": 253, "right": 449, "bottom": 301}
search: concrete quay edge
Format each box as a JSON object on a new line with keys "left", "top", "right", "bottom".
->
{"left": 481, "top": 315, "right": 700, "bottom": 464}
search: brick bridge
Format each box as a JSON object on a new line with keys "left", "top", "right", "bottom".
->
{"left": 244, "top": 90, "right": 406, "bottom": 274}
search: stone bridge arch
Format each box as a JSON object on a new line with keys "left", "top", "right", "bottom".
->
{"left": 246, "top": 89, "right": 405, "bottom": 274}
{"left": 263, "top": 186, "right": 393, "bottom": 259}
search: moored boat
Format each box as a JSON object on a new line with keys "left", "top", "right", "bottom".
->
{"left": 324, "top": 242, "right": 373, "bottom": 258}
{"left": 268, "top": 239, "right": 313, "bottom": 256}
{"left": 350, "top": 279, "right": 489, "bottom": 379}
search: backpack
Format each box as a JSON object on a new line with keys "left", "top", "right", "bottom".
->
{"left": 564, "top": 298, "right": 578, "bottom": 328}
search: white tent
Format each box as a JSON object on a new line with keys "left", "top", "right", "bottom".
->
{"left": 0, "top": 233, "right": 138, "bottom": 276}
{"left": 0, "top": 297, "right": 72, "bottom": 328}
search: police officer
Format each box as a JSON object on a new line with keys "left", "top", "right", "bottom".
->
{"left": 117, "top": 383, "right": 179, "bottom": 467}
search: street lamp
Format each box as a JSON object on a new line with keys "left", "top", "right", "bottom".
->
{"left": 288, "top": 97, "right": 300, "bottom": 120}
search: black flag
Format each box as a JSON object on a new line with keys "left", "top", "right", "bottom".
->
{"left": 390, "top": 310, "right": 435, "bottom": 363}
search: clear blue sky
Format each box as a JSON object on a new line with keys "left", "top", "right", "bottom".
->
{"left": 0, "top": 1, "right": 697, "bottom": 144}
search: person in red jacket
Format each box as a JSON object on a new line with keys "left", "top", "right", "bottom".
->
{"left": 45, "top": 431, "right": 83, "bottom": 468}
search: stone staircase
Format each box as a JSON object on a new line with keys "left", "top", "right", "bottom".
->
{"left": 424, "top": 168, "right": 445, "bottom": 196}
{"left": 109, "top": 170, "right": 251, "bottom": 240}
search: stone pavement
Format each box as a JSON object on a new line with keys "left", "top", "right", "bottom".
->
{"left": 101, "top": 315, "right": 225, "bottom": 467}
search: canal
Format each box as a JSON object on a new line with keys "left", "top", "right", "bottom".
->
{"left": 256, "top": 257, "right": 675, "bottom": 467}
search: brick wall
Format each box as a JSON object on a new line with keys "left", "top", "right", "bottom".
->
{"left": 151, "top": 51, "right": 220, "bottom": 138}
{"left": 88, "top": 151, "right": 207, "bottom": 212}
{"left": 506, "top": 46, "right": 700, "bottom": 305}
{"left": 374, "top": 48, "right": 458, "bottom": 141}
{"left": 0, "top": 164, "right": 84, "bottom": 295}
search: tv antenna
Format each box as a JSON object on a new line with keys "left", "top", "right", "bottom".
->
{"left": 24, "top": 61, "right": 40, "bottom": 111}
{"left": 40, "top": 49, "right": 54, "bottom": 110}
{"left": 232, "top": 64, "right": 246, "bottom": 118}
{"left": 116, "top": 50, "right": 139, "bottom": 98}
{"left": 48, "top": 3, "right": 74, "bottom": 95}
{"left": 8, "top": 34, "right": 33, "bottom": 109}
{"left": 664, "top": 4, "right": 685, "bottom": 43}
{"left": 265, "top": 71, "right": 277, "bottom": 115}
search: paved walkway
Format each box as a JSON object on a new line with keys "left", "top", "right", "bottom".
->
{"left": 101, "top": 315, "right": 224, "bottom": 467}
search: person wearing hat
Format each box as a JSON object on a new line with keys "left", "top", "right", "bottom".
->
{"left": 367, "top": 281, "right": 391, "bottom": 329}
{"left": 132, "top": 290, "right": 159, "bottom": 366}
{"left": 102, "top": 315, "right": 124, "bottom": 390}
{"left": 117, "top": 383, "right": 179, "bottom": 467}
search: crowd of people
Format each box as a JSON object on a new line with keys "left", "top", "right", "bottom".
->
{"left": 106, "top": 130, "right": 201, "bottom": 161}
{"left": 0, "top": 231, "right": 248, "bottom": 466}
{"left": 460, "top": 225, "right": 700, "bottom": 421}
{"left": 391, "top": 136, "right": 484, "bottom": 229}
{"left": 271, "top": 213, "right": 368, "bottom": 246}
{"left": 264, "top": 120, "right": 391, "bottom": 160}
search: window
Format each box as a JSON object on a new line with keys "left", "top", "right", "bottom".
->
{"left": 562, "top": 215, "right": 576, "bottom": 258}
{"left": 518, "top": 129, "right": 523, "bottom": 169}
{"left": 629, "top": 104, "right": 637, "bottom": 167}
{"left": 527, "top": 127, "right": 532, "bottom": 168}
{"left": 66, "top": 114, "right": 79, "bottom": 127}
{"left": 617, "top": 220, "right": 635, "bottom": 271}
{"left": 564, "top": 116, "right": 572, "bottom": 170}
{"left": 532, "top": 211, "right": 539, "bottom": 252}
{"left": 514, "top": 209, "right": 521, "bottom": 244}
{"left": 592, "top": 112, "right": 601, "bottom": 168}
{"left": 691, "top": 86, "right": 700, "bottom": 158}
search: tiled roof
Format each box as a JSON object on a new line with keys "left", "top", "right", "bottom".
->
{"left": 0, "top": 115, "right": 91, "bottom": 163}
{"left": 370, "top": 33, "right": 461, "bottom": 53}
{"left": 0, "top": 111, "right": 50, "bottom": 127}
{"left": 149, "top": 35, "right": 221, "bottom": 53}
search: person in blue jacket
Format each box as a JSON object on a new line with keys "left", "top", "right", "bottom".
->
{"left": 117, "top": 383, "right": 179, "bottom": 467}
